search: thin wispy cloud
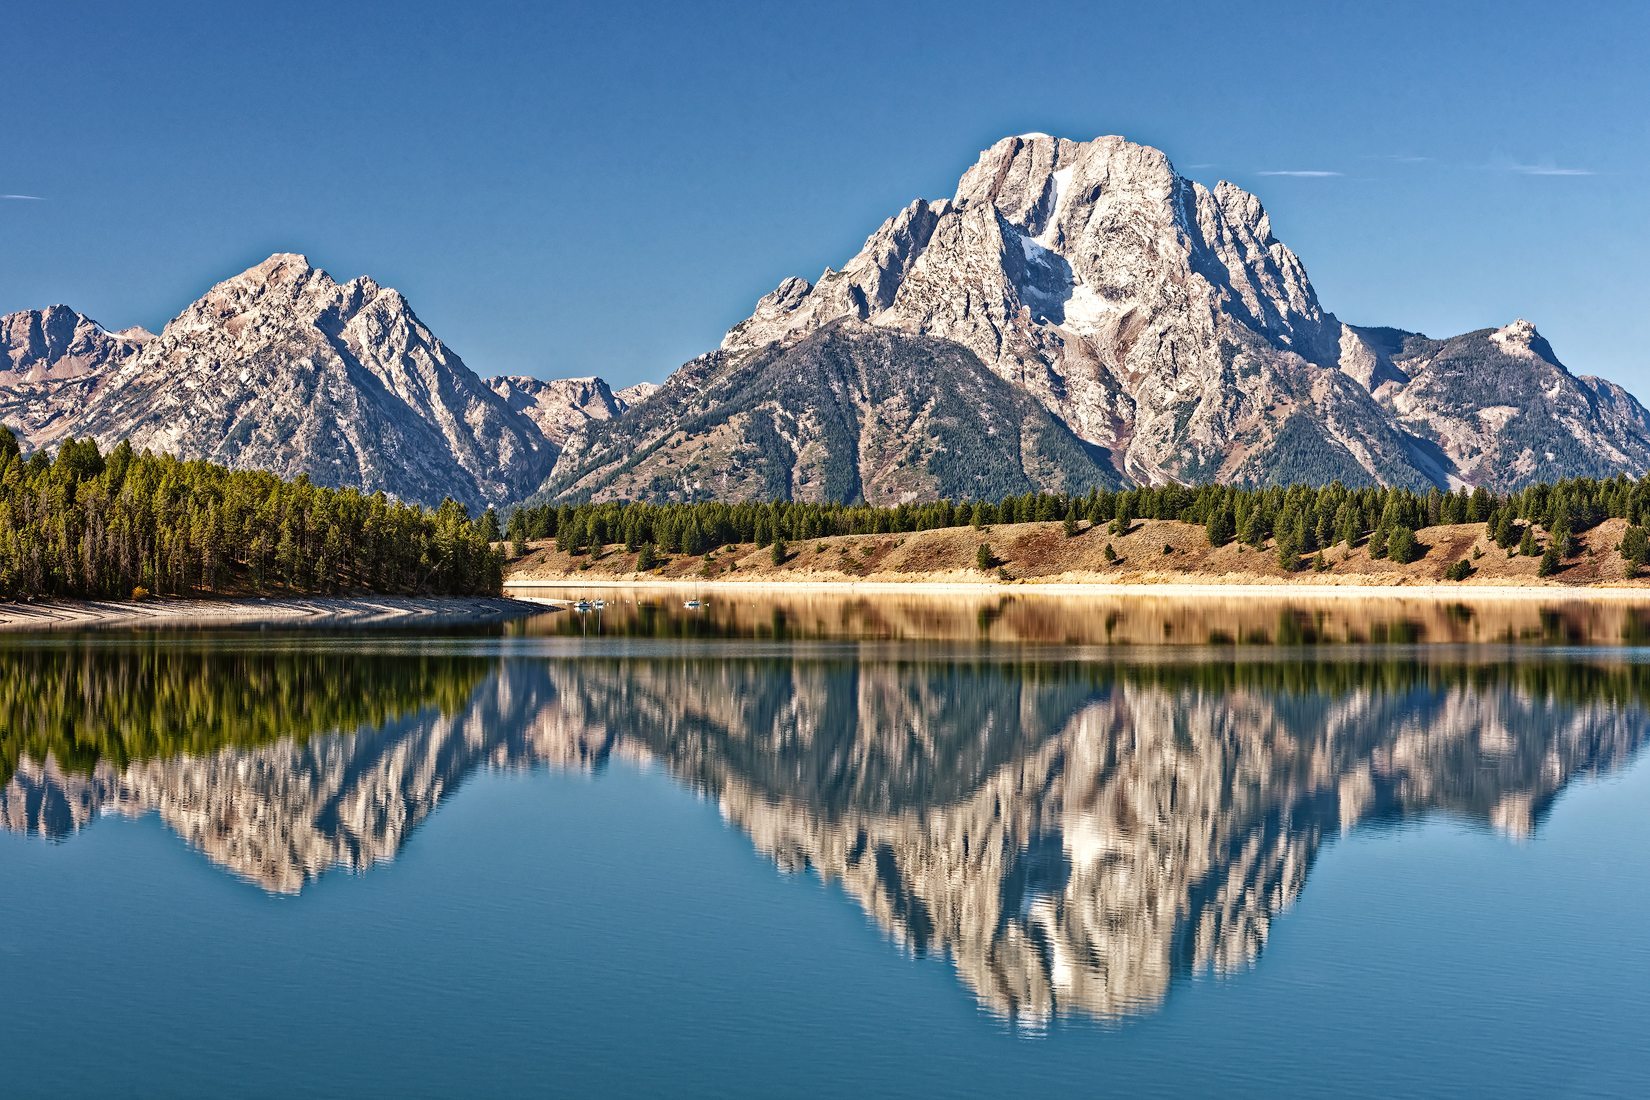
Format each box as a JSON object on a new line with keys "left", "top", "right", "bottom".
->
{"left": 1256, "top": 170, "right": 1342, "bottom": 178}
{"left": 1, "top": 193, "right": 46, "bottom": 201}
{"left": 1482, "top": 156, "right": 1596, "bottom": 177}
{"left": 1363, "top": 153, "right": 1431, "bottom": 163}
{"left": 1509, "top": 163, "right": 1594, "bottom": 177}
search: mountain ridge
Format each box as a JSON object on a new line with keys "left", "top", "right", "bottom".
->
{"left": 5, "top": 132, "right": 1649, "bottom": 507}
{"left": 544, "top": 132, "right": 1650, "bottom": 502}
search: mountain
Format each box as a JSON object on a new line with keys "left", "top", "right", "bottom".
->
{"left": 1354, "top": 319, "right": 1650, "bottom": 484}
{"left": 545, "top": 133, "right": 1650, "bottom": 501}
{"left": 0, "top": 257, "right": 633, "bottom": 511}
{"left": 0, "top": 305, "right": 150, "bottom": 446}
{"left": 7, "top": 134, "right": 1648, "bottom": 506}
{"left": 614, "top": 381, "right": 659, "bottom": 407}
{"left": 65, "top": 254, "right": 559, "bottom": 509}
{"left": 549, "top": 321, "right": 1118, "bottom": 502}
{"left": 486, "top": 374, "right": 633, "bottom": 446}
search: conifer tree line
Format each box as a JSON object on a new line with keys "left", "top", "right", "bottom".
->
{"left": 511, "top": 477, "right": 1650, "bottom": 572}
{"left": 0, "top": 640, "right": 487, "bottom": 785}
{"left": 0, "top": 428, "right": 503, "bottom": 598}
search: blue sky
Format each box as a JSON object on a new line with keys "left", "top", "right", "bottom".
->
{"left": 3, "top": 0, "right": 1646, "bottom": 391}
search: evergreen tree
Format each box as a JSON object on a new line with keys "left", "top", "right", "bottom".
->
{"left": 1387, "top": 526, "right": 1421, "bottom": 565}
{"left": 1206, "top": 507, "right": 1235, "bottom": 547}
{"left": 1620, "top": 525, "right": 1649, "bottom": 574}
{"left": 0, "top": 433, "right": 501, "bottom": 598}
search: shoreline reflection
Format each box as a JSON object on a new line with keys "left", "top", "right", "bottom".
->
{"left": 3, "top": 629, "right": 1646, "bottom": 1023}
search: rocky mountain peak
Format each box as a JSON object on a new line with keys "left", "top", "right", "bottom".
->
{"left": 549, "top": 130, "right": 1650, "bottom": 501}
{"left": 36, "top": 252, "right": 560, "bottom": 508}
{"left": 954, "top": 132, "right": 1178, "bottom": 226}
{"left": 1, "top": 306, "right": 152, "bottom": 447}
{"left": 1489, "top": 318, "right": 1561, "bottom": 365}
{"left": 239, "top": 251, "right": 318, "bottom": 284}
{"left": 701, "top": 132, "right": 1354, "bottom": 488}
{"left": 486, "top": 374, "right": 630, "bottom": 446}
{"left": 1, "top": 305, "right": 147, "bottom": 382}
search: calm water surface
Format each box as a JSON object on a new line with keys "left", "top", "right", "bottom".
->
{"left": 4, "top": 591, "right": 1650, "bottom": 1097}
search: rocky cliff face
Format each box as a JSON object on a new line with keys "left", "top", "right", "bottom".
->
{"left": 0, "top": 306, "right": 149, "bottom": 447}
{"left": 549, "top": 321, "right": 1119, "bottom": 503}
{"left": 1353, "top": 319, "right": 1650, "bottom": 486}
{"left": 56, "top": 254, "right": 559, "bottom": 510}
{"left": 486, "top": 374, "right": 631, "bottom": 446}
{"left": 548, "top": 133, "right": 1650, "bottom": 499}
{"left": 6, "top": 133, "right": 1647, "bottom": 504}
{"left": 7, "top": 655, "right": 1643, "bottom": 1021}
{"left": 0, "top": 258, "right": 637, "bottom": 510}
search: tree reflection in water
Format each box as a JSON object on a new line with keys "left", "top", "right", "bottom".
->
{"left": 3, "top": 618, "right": 1647, "bottom": 1023}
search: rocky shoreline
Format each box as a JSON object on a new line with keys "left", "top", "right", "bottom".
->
{"left": 0, "top": 595, "right": 550, "bottom": 631}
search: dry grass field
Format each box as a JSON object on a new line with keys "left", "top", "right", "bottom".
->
{"left": 505, "top": 517, "right": 1647, "bottom": 590}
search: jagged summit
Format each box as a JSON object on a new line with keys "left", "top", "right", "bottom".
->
{"left": 1489, "top": 317, "right": 1562, "bottom": 365}
{"left": 8, "top": 133, "right": 1650, "bottom": 505}
{"left": 0, "top": 306, "right": 150, "bottom": 445}
{"left": 2, "top": 255, "right": 543, "bottom": 507}
{"left": 0, "top": 252, "right": 665, "bottom": 507}
{"left": 484, "top": 374, "right": 636, "bottom": 446}
{"left": 549, "top": 131, "right": 1650, "bottom": 501}
{"left": 1, "top": 304, "right": 149, "bottom": 381}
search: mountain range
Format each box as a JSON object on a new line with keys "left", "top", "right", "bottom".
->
{"left": 5, "top": 132, "right": 1648, "bottom": 507}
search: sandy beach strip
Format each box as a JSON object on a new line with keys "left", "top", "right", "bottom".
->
{"left": 0, "top": 595, "right": 553, "bottom": 631}
{"left": 505, "top": 574, "right": 1650, "bottom": 603}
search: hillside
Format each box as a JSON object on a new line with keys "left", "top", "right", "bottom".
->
{"left": 504, "top": 516, "right": 1647, "bottom": 590}
{"left": 545, "top": 322, "right": 1120, "bottom": 503}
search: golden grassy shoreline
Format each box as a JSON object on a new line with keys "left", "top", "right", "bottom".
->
{"left": 505, "top": 516, "right": 1650, "bottom": 602}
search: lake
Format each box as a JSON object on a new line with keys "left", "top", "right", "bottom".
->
{"left": 4, "top": 590, "right": 1650, "bottom": 1097}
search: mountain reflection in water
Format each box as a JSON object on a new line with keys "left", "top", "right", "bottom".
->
{"left": 3, "top": 627, "right": 1648, "bottom": 1024}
